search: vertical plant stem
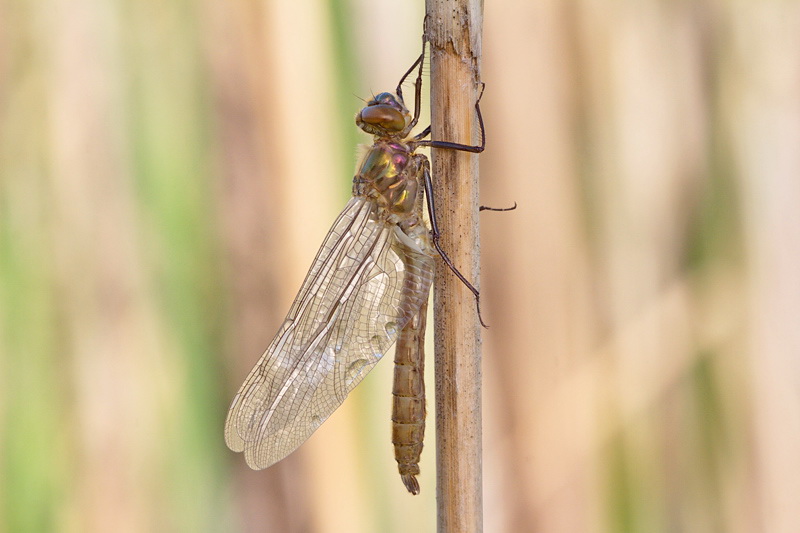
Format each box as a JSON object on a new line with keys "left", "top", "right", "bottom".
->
{"left": 425, "top": 1, "right": 484, "bottom": 531}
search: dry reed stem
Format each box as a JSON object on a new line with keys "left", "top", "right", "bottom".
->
{"left": 425, "top": 1, "right": 484, "bottom": 531}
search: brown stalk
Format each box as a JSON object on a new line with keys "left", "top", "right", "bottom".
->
{"left": 425, "top": 1, "right": 484, "bottom": 531}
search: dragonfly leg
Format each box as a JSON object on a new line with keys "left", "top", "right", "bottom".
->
{"left": 413, "top": 82, "right": 486, "bottom": 153}
{"left": 398, "top": 39, "right": 426, "bottom": 136}
{"left": 480, "top": 202, "right": 517, "bottom": 212}
{"left": 410, "top": 126, "right": 431, "bottom": 142}
{"left": 396, "top": 51, "right": 423, "bottom": 106}
{"left": 420, "top": 160, "right": 488, "bottom": 328}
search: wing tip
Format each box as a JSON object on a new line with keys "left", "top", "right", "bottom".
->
{"left": 224, "top": 428, "right": 245, "bottom": 453}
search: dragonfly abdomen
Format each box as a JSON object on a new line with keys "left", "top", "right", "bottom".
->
{"left": 391, "top": 298, "right": 428, "bottom": 495}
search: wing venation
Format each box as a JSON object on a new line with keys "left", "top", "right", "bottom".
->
{"left": 224, "top": 196, "right": 434, "bottom": 469}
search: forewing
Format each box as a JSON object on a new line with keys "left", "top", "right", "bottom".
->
{"left": 224, "top": 196, "right": 434, "bottom": 469}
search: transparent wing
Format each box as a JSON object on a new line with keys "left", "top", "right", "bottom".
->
{"left": 225, "top": 196, "right": 434, "bottom": 469}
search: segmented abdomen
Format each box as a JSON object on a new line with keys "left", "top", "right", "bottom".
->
{"left": 392, "top": 298, "right": 428, "bottom": 495}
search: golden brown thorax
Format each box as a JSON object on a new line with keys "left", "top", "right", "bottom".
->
{"left": 354, "top": 141, "right": 420, "bottom": 215}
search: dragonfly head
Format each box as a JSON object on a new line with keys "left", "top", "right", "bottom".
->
{"left": 356, "top": 92, "right": 410, "bottom": 137}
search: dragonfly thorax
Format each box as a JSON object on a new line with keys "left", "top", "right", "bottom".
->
{"left": 353, "top": 141, "right": 421, "bottom": 216}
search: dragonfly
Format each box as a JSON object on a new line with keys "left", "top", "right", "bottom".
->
{"left": 224, "top": 41, "right": 500, "bottom": 495}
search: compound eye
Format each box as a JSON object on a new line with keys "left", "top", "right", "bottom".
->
{"left": 359, "top": 105, "right": 406, "bottom": 132}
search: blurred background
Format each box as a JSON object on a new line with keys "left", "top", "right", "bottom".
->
{"left": 2, "top": 0, "right": 799, "bottom": 532}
